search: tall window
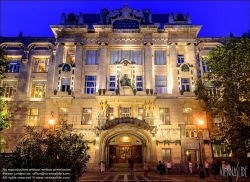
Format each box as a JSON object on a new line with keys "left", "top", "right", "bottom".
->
{"left": 84, "top": 76, "right": 96, "bottom": 94}
{"left": 132, "top": 51, "right": 142, "bottom": 65}
{"left": 0, "top": 136, "right": 7, "bottom": 153}
{"left": 160, "top": 108, "right": 170, "bottom": 125}
{"left": 177, "top": 54, "right": 184, "bottom": 64}
{"left": 31, "top": 81, "right": 46, "bottom": 98}
{"left": 82, "top": 108, "right": 92, "bottom": 125}
{"left": 202, "top": 60, "right": 210, "bottom": 72}
{"left": 213, "top": 117, "right": 222, "bottom": 127}
{"left": 183, "top": 108, "right": 193, "bottom": 124}
{"left": 86, "top": 50, "right": 98, "bottom": 65}
{"left": 108, "top": 107, "right": 114, "bottom": 120}
{"left": 110, "top": 50, "right": 142, "bottom": 65}
{"left": 58, "top": 107, "right": 68, "bottom": 124}
{"left": 33, "top": 57, "right": 49, "bottom": 72}
{"left": 155, "top": 76, "right": 167, "bottom": 94}
{"left": 138, "top": 107, "right": 143, "bottom": 120}
{"left": 162, "top": 148, "right": 171, "bottom": 161}
{"left": 27, "top": 108, "right": 39, "bottom": 126}
{"left": 136, "top": 76, "right": 143, "bottom": 91}
{"left": 154, "top": 50, "right": 166, "bottom": 65}
{"left": 110, "top": 76, "right": 116, "bottom": 91}
{"left": 1, "top": 81, "right": 17, "bottom": 98}
{"left": 212, "top": 145, "right": 232, "bottom": 157}
{"left": 61, "top": 77, "right": 70, "bottom": 92}
{"left": 110, "top": 50, "right": 120, "bottom": 65}
{"left": 5, "top": 59, "right": 20, "bottom": 73}
{"left": 181, "top": 78, "right": 190, "bottom": 92}
{"left": 120, "top": 107, "right": 131, "bottom": 117}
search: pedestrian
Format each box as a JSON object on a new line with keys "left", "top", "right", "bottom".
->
{"left": 188, "top": 161, "right": 192, "bottom": 175}
{"left": 225, "top": 162, "right": 232, "bottom": 182}
{"left": 162, "top": 161, "right": 166, "bottom": 175}
{"left": 129, "top": 158, "right": 134, "bottom": 175}
{"left": 166, "top": 161, "right": 172, "bottom": 174}
{"left": 157, "top": 161, "right": 164, "bottom": 182}
{"left": 99, "top": 160, "right": 105, "bottom": 175}
{"left": 199, "top": 162, "right": 205, "bottom": 178}
{"left": 144, "top": 161, "right": 149, "bottom": 177}
{"left": 212, "top": 160, "right": 218, "bottom": 179}
{"left": 204, "top": 161, "right": 210, "bottom": 177}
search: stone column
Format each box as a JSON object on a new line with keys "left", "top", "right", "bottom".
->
{"left": 169, "top": 45, "right": 178, "bottom": 94}
{"left": 98, "top": 42, "right": 108, "bottom": 90}
{"left": 144, "top": 42, "right": 153, "bottom": 89}
{"left": 53, "top": 43, "right": 64, "bottom": 90}
{"left": 187, "top": 43, "right": 197, "bottom": 92}
{"left": 74, "top": 43, "right": 83, "bottom": 93}
{"left": 47, "top": 49, "right": 56, "bottom": 93}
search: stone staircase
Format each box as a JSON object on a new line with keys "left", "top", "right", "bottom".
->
{"left": 108, "top": 163, "right": 143, "bottom": 172}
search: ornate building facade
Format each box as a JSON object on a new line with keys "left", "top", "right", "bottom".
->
{"left": 0, "top": 5, "right": 225, "bottom": 172}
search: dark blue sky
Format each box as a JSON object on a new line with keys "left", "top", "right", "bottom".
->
{"left": 1, "top": 1, "right": 249, "bottom": 37}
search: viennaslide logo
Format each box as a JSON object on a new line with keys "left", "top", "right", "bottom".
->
{"left": 219, "top": 162, "right": 248, "bottom": 181}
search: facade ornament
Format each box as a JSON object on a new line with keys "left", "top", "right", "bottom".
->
{"left": 98, "top": 100, "right": 109, "bottom": 117}
{"left": 120, "top": 74, "right": 131, "bottom": 87}
{"left": 143, "top": 101, "right": 154, "bottom": 117}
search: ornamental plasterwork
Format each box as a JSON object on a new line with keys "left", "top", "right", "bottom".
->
{"left": 30, "top": 50, "right": 53, "bottom": 56}
{"left": 156, "top": 128, "right": 180, "bottom": 141}
{"left": 169, "top": 33, "right": 196, "bottom": 39}
{"left": 6, "top": 51, "right": 23, "bottom": 55}
{"left": 78, "top": 129, "right": 96, "bottom": 140}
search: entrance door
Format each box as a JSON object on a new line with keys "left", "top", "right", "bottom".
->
{"left": 109, "top": 145, "right": 142, "bottom": 164}
{"left": 186, "top": 150, "right": 199, "bottom": 171}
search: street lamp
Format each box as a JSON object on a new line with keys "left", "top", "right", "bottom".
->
{"left": 197, "top": 119, "right": 203, "bottom": 164}
{"left": 49, "top": 111, "right": 55, "bottom": 131}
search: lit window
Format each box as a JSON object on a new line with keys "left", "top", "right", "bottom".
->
{"left": 162, "top": 148, "right": 171, "bottom": 161}
{"left": 154, "top": 50, "right": 166, "bottom": 65}
{"left": 136, "top": 76, "right": 143, "bottom": 91}
{"left": 84, "top": 76, "right": 96, "bottom": 94}
{"left": 86, "top": 50, "right": 97, "bottom": 65}
{"left": 138, "top": 108, "right": 143, "bottom": 120}
{"left": 120, "top": 107, "right": 131, "bottom": 117}
{"left": 110, "top": 76, "right": 116, "bottom": 91}
{"left": 61, "top": 77, "right": 71, "bottom": 92}
{"left": 202, "top": 60, "right": 211, "bottom": 72}
{"left": 155, "top": 76, "right": 167, "bottom": 94}
{"left": 1, "top": 81, "right": 17, "bottom": 98}
{"left": 82, "top": 108, "right": 92, "bottom": 125}
{"left": 5, "top": 58, "right": 21, "bottom": 73}
{"left": 183, "top": 108, "right": 193, "bottom": 125}
{"left": 110, "top": 50, "right": 142, "bottom": 65}
{"left": 33, "top": 57, "right": 49, "bottom": 72}
{"left": 212, "top": 144, "right": 232, "bottom": 157}
{"left": 27, "top": 108, "right": 39, "bottom": 126}
{"left": 108, "top": 107, "right": 114, "bottom": 120}
{"left": 160, "top": 108, "right": 170, "bottom": 125}
{"left": 132, "top": 51, "right": 142, "bottom": 65}
{"left": 31, "top": 81, "right": 46, "bottom": 98}
{"left": 181, "top": 78, "right": 190, "bottom": 92}
{"left": 59, "top": 107, "right": 68, "bottom": 124}
{"left": 213, "top": 117, "right": 222, "bottom": 127}
{"left": 177, "top": 54, "right": 184, "bottom": 64}
{"left": 0, "top": 136, "right": 7, "bottom": 153}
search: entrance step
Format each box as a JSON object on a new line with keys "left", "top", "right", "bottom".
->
{"left": 108, "top": 163, "right": 143, "bottom": 172}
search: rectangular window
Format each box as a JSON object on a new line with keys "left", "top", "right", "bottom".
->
{"left": 132, "top": 51, "right": 142, "bottom": 65}
{"left": 183, "top": 108, "right": 193, "bottom": 125}
{"left": 33, "top": 57, "right": 49, "bottom": 72}
{"left": 212, "top": 145, "right": 232, "bottom": 157}
{"left": 120, "top": 107, "right": 131, "bottom": 117}
{"left": 202, "top": 60, "right": 210, "bottom": 72}
{"left": 110, "top": 50, "right": 142, "bottom": 65}
{"left": 136, "top": 76, "right": 143, "bottom": 91}
{"left": 31, "top": 81, "right": 46, "bottom": 98}
{"left": 154, "top": 50, "right": 166, "bottom": 65}
{"left": 82, "top": 108, "right": 92, "bottom": 125}
{"left": 110, "top": 50, "right": 120, "bottom": 65}
{"left": 86, "top": 50, "right": 98, "bottom": 65}
{"left": 177, "top": 54, "right": 184, "bottom": 64}
{"left": 58, "top": 107, "right": 68, "bottom": 124}
{"left": 61, "top": 77, "right": 70, "bottom": 92}
{"left": 84, "top": 76, "right": 96, "bottom": 94}
{"left": 108, "top": 107, "right": 114, "bottom": 120}
{"left": 181, "top": 78, "right": 190, "bottom": 92}
{"left": 160, "top": 108, "right": 170, "bottom": 125}
{"left": 110, "top": 76, "right": 116, "bottom": 91}
{"left": 5, "top": 59, "right": 20, "bottom": 73}
{"left": 138, "top": 107, "right": 143, "bottom": 120}
{"left": 162, "top": 148, "right": 171, "bottom": 162}
{"left": 213, "top": 116, "right": 222, "bottom": 127}
{"left": 27, "top": 108, "right": 39, "bottom": 126}
{"left": 1, "top": 81, "right": 17, "bottom": 98}
{"left": 155, "top": 76, "right": 167, "bottom": 94}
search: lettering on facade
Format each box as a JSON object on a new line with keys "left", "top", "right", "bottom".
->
{"left": 113, "top": 19, "right": 139, "bottom": 29}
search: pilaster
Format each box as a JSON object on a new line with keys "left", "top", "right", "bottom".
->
{"left": 74, "top": 42, "right": 83, "bottom": 93}
{"left": 53, "top": 43, "right": 64, "bottom": 90}
{"left": 144, "top": 42, "right": 153, "bottom": 89}
{"left": 98, "top": 42, "right": 108, "bottom": 90}
{"left": 169, "top": 44, "right": 178, "bottom": 94}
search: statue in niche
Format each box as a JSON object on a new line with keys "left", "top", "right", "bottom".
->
{"left": 98, "top": 100, "right": 109, "bottom": 117}
{"left": 181, "top": 64, "right": 189, "bottom": 72}
{"left": 143, "top": 101, "right": 154, "bottom": 117}
{"left": 120, "top": 74, "right": 131, "bottom": 87}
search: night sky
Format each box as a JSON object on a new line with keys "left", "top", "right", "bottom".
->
{"left": 1, "top": 1, "right": 249, "bottom": 37}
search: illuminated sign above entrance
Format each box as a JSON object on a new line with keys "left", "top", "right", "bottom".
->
{"left": 113, "top": 19, "right": 139, "bottom": 29}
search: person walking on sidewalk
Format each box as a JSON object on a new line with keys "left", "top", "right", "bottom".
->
{"left": 188, "top": 161, "right": 192, "bottom": 175}
{"left": 99, "top": 161, "right": 105, "bottom": 175}
{"left": 204, "top": 161, "right": 210, "bottom": 177}
{"left": 157, "top": 161, "right": 164, "bottom": 182}
{"left": 166, "top": 161, "right": 172, "bottom": 174}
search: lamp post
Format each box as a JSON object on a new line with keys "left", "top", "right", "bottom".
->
{"left": 197, "top": 119, "right": 203, "bottom": 164}
{"left": 49, "top": 111, "right": 55, "bottom": 131}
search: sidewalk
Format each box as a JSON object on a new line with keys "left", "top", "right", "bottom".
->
{"left": 79, "top": 172, "right": 250, "bottom": 182}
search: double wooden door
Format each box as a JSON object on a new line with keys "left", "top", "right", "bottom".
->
{"left": 109, "top": 145, "right": 142, "bottom": 164}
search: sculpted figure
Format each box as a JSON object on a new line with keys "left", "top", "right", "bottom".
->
{"left": 120, "top": 74, "right": 131, "bottom": 87}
